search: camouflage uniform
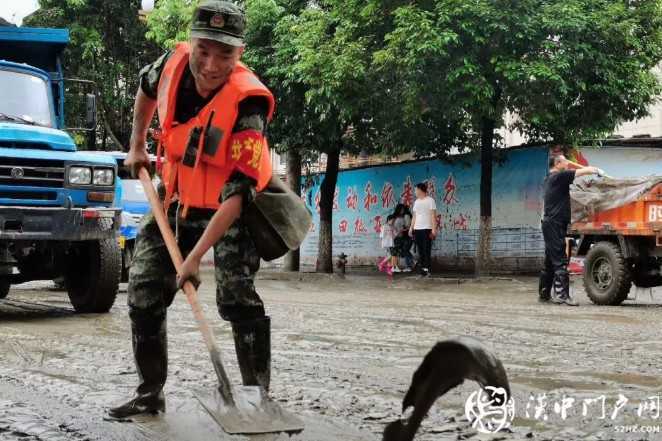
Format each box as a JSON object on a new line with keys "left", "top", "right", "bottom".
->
{"left": 128, "top": 174, "right": 265, "bottom": 324}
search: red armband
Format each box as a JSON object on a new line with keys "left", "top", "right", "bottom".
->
{"left": 227, "top": 129, "right": 266, "bottom": 181}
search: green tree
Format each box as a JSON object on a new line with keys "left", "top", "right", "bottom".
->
{"left": 25, "top": 0, "right": 161, "bottom": 149}
{"left": 374, "top": 0, "right": 662, "bottom": 273}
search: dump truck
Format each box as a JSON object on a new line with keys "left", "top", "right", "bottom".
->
{"left": 0, "top": 26, "right": 121, "bottom": 312}
{"left": 570, "top": 181, "right": 662, "bottom": 305}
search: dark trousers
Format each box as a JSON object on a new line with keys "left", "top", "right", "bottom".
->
{"left": 539, "top": 219, "right": 569, "bottom": 299}
{"left": 414, "top": 229, "right": 432, "bottom": 274}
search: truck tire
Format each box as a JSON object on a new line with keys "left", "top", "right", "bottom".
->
{"left": 65, "top": 239, "right": 121, "bottom": 313}
{"left": 583, "top": 241, "right": 632, "bottom": 306}
{"left": 0, "top": 278, "right": 9, "bottom": 299}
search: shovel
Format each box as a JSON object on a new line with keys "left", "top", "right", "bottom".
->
{"left": 138, "top": 168, "right": 304, "bottom": 435}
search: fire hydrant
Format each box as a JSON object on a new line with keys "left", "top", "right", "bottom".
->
{"left": 336, "top": 253, "right": 348, "bottom": 275}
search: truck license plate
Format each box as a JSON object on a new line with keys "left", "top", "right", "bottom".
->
{"left": 650, "top": 204, "right": 662, "bottom": 222}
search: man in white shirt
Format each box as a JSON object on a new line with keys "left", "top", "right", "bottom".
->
{"left": 409, "top": 182, "right": 437, "bottom": 276}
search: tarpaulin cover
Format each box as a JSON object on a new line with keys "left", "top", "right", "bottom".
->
{"left": 570, "top": 176, "right": 662, "bottom": 224}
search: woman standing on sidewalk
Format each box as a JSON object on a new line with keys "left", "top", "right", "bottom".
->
{"left": 409, "top": 183, "right": 437, "bottom": 277}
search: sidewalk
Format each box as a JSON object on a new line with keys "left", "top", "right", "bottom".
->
{"left": 254, "top": 268, "right": 524, "bottom": 286}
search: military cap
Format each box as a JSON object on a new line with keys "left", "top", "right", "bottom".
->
{"left": 190, "top": 0, "right": 246, "bottom": 47}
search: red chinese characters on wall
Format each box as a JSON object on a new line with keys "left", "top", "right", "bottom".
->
{"left": 346, "top": 187, "right": 359, "bottom": 210}
{"left": 426, "top": 177, "right": 437, "bottom": 202}
{"left": 453, "top": 213, "right": 469, "bottom": 230}
{"left": 315, "top": 187, "right": 339, "bottom": 213}
{"left": 381, "top": 182, "right": 395, "bottom": 209}
{"left": 373, "top": 215, "right": 383, "bottom": 234}
{"left": 354, "top": 218, "right": 368, "bottom": 234}
{"left": 443, "top": 173, "right": 459, "bottom": 205}
{"left": 363, "top": 182, "right": 378, "bottom": 211}
{"left": 339, "top": 219, "right": 349, "bottom": 233}
{"left": 400, "top": 176, "right": 414, "bottom": 207}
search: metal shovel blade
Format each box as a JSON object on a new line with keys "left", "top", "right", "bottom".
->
{"left": 196, "top": 386, "right": 305, "bottom": 435}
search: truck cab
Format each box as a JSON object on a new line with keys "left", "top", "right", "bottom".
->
{"left": 0, "top": 27, "right": 121, "bottom": 312}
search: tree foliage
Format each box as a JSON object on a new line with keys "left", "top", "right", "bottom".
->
{"left": 376, "top": 0, "right": 662, "bottom": 148}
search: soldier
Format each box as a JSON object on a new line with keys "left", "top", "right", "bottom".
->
{"left": 109, "top": 1, "right": 274, "bottom": 418}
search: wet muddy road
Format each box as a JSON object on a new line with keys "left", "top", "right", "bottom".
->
{"left": 1, "top": 273, "right": 661, "bottom": 441}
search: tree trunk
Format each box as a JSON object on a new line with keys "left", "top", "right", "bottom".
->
{"left": 284, "top": 149, "right": 302, "bottom": 272}
{"left": 316, "top": 148, "right": 341, "bottom": 273}
{"left": 476, "top": 117, "right": 495, "bottom": 276}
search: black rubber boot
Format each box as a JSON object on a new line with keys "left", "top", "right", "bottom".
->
{"left": 108, "top": 315, "right": 167, "bottom": 418}
{"left": 551, "top": 270, "right": 577, "bottom": 306}
{"left": 538, "top": 270, "right": 553, "bottom": 302}
{"left": 231, "top": 316, "right": 271, "bottom": 392}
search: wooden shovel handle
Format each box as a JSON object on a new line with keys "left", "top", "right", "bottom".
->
{"left": 138, "top": 168, "right": 234, "bottom": 402}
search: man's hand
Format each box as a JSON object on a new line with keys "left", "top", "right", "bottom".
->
{"left": 126, "top": 87, "right": 158, "bottom": 178}
{"left": 176, "top": 254, "right": 202, "bottom": 291}
{"left": 430, "top": 230, "right": 437, "bottom": 240}
{"left": 125, "top": 140, "right": 151, "bottom": 179}
{"left": 409, "top": 228, "right": 414, "bottom": 238}
{"left": 177, "top": 195, "right": 243, "bottom": 292}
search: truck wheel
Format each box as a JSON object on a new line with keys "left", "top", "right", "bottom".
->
{"left": 583, "top": 241, "right": 632, "bottom": 305}
{"left": 65, "top": 239, "right": 121, "bottom": 313}
{"left": 0, "top": 278, "right": 9, "bottom": 299}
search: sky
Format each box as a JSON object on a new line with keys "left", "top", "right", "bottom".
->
{"left": 0, "top": 0, "right": 40, "bottom": 25}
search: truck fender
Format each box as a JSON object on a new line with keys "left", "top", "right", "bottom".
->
{"left": 576, "top": 235, "right": 635, "bottom": 258}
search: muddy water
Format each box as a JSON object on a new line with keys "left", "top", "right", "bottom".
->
{"left": 1, "top": 275, "right": 661, "bottom": 440}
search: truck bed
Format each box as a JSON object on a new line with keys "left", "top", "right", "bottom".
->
{"left": 0, "top": 27, "right": 68, "bottom": 73}
{"left": 570, "top": 183, "right": 662, "bottom": 239}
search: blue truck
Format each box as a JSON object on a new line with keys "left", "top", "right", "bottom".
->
{"left": 0, "top": 26, "right": 121, "bottom": 312}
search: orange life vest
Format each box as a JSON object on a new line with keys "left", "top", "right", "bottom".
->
{"left": 156, "top": 42, "right": 275, "bottom": 213}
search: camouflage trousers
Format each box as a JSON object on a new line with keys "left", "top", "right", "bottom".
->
{"left": 127, "top": 203, "right": 264, "bottom": 324}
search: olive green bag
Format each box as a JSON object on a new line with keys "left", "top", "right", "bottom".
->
{"left": 244, "top": 175, "right": 312, "bottom": 261}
